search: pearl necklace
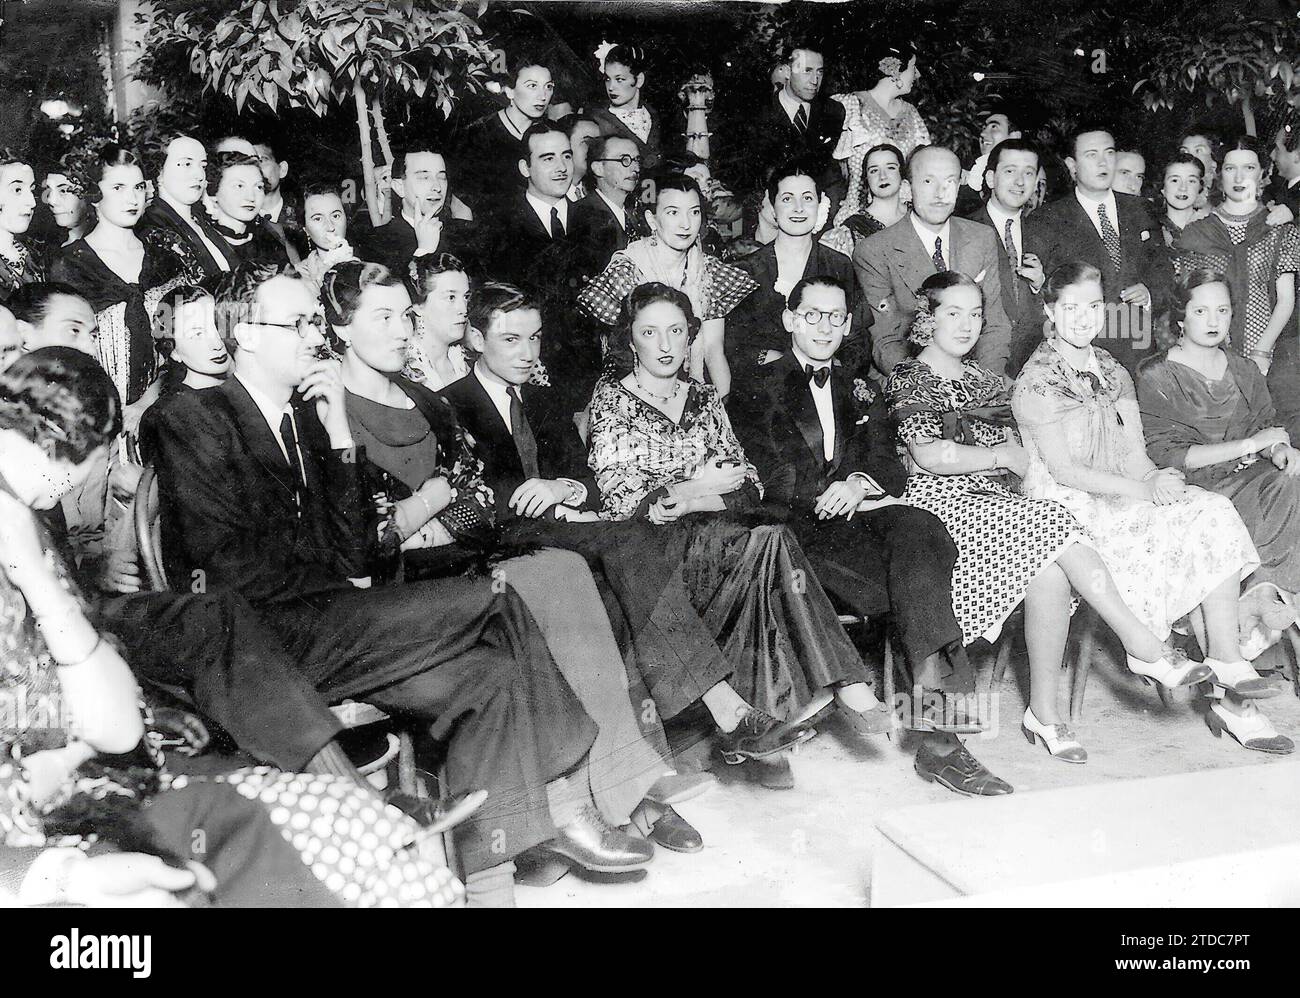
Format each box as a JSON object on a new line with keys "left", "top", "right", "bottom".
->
{"left": 633, "top": 370, "right": 682, "bottom": 403}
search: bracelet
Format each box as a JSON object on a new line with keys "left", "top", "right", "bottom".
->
{"left": 988, "top": 450, "right": 1000, "bottom": 472}
{"left": 52, "top": 634, "right": 102, "bottom": 669}
{"left": 413, "top": 490, "right": 436, "bottom": 521}
{"left": 1249, "top": 349, "right": 1274, "bottom": 360}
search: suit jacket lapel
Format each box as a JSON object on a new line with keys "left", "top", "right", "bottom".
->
{"left": 463, "top": 372, "right": 523, "bottom": 477}
{"left": 827, "top": 369, "right": 853, "bottom": 474}
{"left": 221, "top": 378, "right": 298, "bottom": 501}
{"left": 779, "top": 353, "right": 824, "bottom": 466}
{"left": 892, "top": 220, "right": 935, "bottom": 296}
{"left": 518, "top": 199, "right": 550, "bottom": 240}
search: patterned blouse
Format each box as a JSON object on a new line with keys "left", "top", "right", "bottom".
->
{"left": 0, "top": 239, "right": 45, "bottom": 304}
{"left": 885, "top": 358, "right": 1018, "bottom": 471}
{"left": 1173, "top": 209, "right": 1300, "bottom": 354}
{"left": 830, "top": 93, "right": 929, "bottom": 225}
{"left": 587, "top": 377, "right": 762, "bottom": 521}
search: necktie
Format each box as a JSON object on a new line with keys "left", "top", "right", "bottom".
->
{"left": 1097, "top": 202, "right": 1123, "bottom": 274}
{"left": 1003, "top": 217, "right": 1021, "bottom": 303}
{"left": 508, "top": 387, "right": 540, "bottom": 480}
{"left": 793, "top": 104, "right": 809, "bottom": 136}
{"left": 549, "top": 206, "right": 564, "bottom": 239}
{"left": 932, "top": 235, "right": 947, "bottom": 271}
{"left": 805, "top": 364, "right": 830, "bottom": 388}
{"left": 278, "top": 411, "right": 306, "bottom": 508}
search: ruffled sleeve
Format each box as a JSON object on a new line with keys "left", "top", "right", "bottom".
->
{"left": 702, "top": 258, "right": 758, "bottom": 320}
{"left": 831, "top": 93, "right": 860, "bottom": 161}
{"left": 577, "top": 256, "right": 640, "bottom": 326}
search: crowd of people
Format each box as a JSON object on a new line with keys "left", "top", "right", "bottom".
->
{"left": 2, "top": 31, "right": 1300, "bottom": 908}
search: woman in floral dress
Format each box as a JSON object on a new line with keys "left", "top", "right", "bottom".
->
{"left": 1013, "top": 262, "right": 1287, "bottom": 755}
{"left": 887, "top": 271, "right": 1208, "bottom": 764}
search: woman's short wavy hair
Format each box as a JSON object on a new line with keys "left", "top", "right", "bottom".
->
{"left": 76, "top": 143, "right": 144, "bottom": 206}
{"left": 1171, "top": 267, "right": 1231, "bottom": 328}
{"left": 618, "top": 281, "right": 701, "bottom": 362}
{"left": 0, "top": 346, "right": 121, "bottom": 464}
{"left": 908, "top": 271, "right": 980, "bottom": 347}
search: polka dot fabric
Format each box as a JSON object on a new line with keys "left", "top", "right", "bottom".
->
{"left": 171, "top": 768, "right": 464, "bottom": 908}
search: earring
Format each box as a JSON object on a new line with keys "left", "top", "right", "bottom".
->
{"left": 649, "top": 232, "right": 658, "bottom": 247}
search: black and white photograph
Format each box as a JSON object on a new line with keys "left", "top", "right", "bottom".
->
{"left": 0, "top": 0, "right": 1296, "bottom": 961}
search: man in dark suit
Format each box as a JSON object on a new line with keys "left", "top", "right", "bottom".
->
{"left": 353, "top": 143, "right": 479, "bottom": 276}
{"left": 1024, "top": 124, "right": 1172, "bottom": 376}
{"left": 573, "top": 133, "right": 640, "bottom": 263}
{"left": 731, "top": 42, "right": 845, "bottom": 214}
{"left": 138, "top": 135, "right": 242, "bottom": 282}
{"left": 442, "top": 282, "right": 811, "bottom": 771}
{"left": 854, "top": 145, "right": 1013, "bottom": 378}
{"left": 965, "top": 137, "right": 1050, "bottom": 374}
{"left": 151, "top": 264, "right": 654, "bottom": 900}
{"left": 729, "top": 159, "right": 864, "bottom": 397}
{"left": 481, "top": 121, "right": 602, "bottom": 407}
{"left": 730, "top": 275, "right": 1010, "bottom": 797}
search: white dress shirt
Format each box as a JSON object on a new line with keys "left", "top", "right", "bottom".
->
{"left": 1074, "top": 188, "right": 1120, "bottom": 242}
{"left": 910, "top": 214, "right": 953, "bottom": 268}
{"left": 778, "top": 89, "right": 811, "bottom": 128}
{"left": 985, "top": 200, "right": 1023, "bottom": 261}
{"left": 160, "top": 191, "right": 232, "bottom": 272}
{"left": 595, "top": 188, "right": 627, "bottom": 231}
{"left": 792, "top": 346, "right": 835, "bottom": 462}
{"left": 474, "top": 365, "right": 586, "bottom": 503}
{"left": 236, "top": 374, "right": 301, "bottom": 470}
{"left": 525, "top": 191, "right": 569, "bottom": 236}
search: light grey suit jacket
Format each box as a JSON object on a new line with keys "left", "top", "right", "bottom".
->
{"left": 852, "top": 213, "right": 1012, "bottom": 378}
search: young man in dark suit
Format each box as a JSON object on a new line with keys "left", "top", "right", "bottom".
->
{"left": 1024, "top": 124, "right": 1173, "bottom": 376}
{"left": 730, "top": 275, "right": 1010, "bottom": 797}
{"left": 965, "top": 137, "right": 1050, "bottom": 374}
{"left": 150, "top": 264, "right": 654, "bottom": 904}
{"left": 138, "top": 135, "right": 242, "bottom": 282}
{"left": 730, "top": 159, "right": 863, "bottom": 397}
{"left": 353, "top": 143, "right": 479, "bottom": 276}
{"left": 441, "top": 282, "right": 813, "bottom": 784}
{"left": 733, "top": 42, "right": 845, "bottom": 215}
{"left": 481, "top": 121, "right": 602, "bottom": 408}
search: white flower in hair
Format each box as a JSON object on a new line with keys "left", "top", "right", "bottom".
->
{"left": 594, "top": 40, "right": 617, "bottom": 72}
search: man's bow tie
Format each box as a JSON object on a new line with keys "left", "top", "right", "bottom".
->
{"left": 805, "top": 364, "right": 831, "bottom": 388}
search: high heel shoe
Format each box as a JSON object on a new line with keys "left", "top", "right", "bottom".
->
{"left": 1206, "top": 702, "right": 1295, "bottom": 755}
{"left": 1021, "top": 707, "right": 1088, "bottom": 763}
{"left": 1202, "top": 657, "right": 1282, "bottom": 699}
{"left": 1126, "top": 647, "right": 1213, "bottom": 690}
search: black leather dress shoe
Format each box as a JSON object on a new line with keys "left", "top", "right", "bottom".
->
{"left": 717, "top": 708, "right": 813, "bottom": 764}
{"left": 914, "top": 741, "right": 1013, "bottom": 797}
{"left": 644, "top": 806, "right": 703, "bottom": 854}
{"left": 904, "top": 690, "right": 988, "bottom": 734}
{"left": 542, "top": 805, "right": 655, "bottom": 872}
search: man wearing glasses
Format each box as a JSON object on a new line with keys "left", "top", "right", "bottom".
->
{"left": 574, "top": 134, "right": 642, "bottom": 261}
{"left": 730, "top": 274, "right": 1008, "bottom": 798}
{"left": 150, "top": 263, "right": 607, "bottom": 902}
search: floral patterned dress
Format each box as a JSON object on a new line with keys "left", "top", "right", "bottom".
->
{"left": 1013, "top": 341, "right": 1259, "bottom": 640}
{"left": 0, "top": 491, "right": 462, "bottom": 907}
{"left": 885, "top": 357, "right": 1086, "bottom": 644}
{"left": 586, "top": 376, "right": 871, "bottom": 718}
{"left": 829, "top": 93, "right": 929, "bottom": 226}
